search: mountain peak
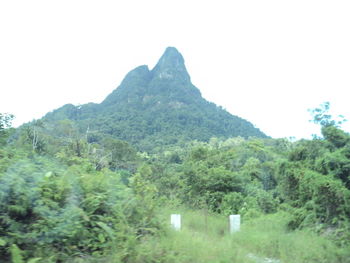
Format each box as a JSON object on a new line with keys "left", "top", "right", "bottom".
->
{"left": 159, "top": 47, "right": 184, "bottom": 66}
{"left": 151, "top": 47, "right": 190, "bottom": 82}
{"left": 45, "top": 47, "right": 268, "bottom": 150}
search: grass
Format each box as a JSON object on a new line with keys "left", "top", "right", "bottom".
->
{"left": 231, "top": 213, "right": 350, "bottom": 263}
{"left": 132, "top": 207, "right": 250, "bottom": 263}
{"left": 133, "top": 206, "right": 350, "bottom": 263}
{"left": 99, "top": 205, "right": 350, "bottom": 263}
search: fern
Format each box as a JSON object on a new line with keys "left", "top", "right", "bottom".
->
{"left": 0, "top": 238, "right": 6, "bottom": 246}
{"left": 10, "top": 244, "right": 24, "bottom": 263}
{"left": 27, "top": 258, "right": 42, "bottom": 263}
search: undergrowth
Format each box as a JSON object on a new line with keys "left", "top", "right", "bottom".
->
{"left": 115, "top": 207, "right": 350, "bottom": 263}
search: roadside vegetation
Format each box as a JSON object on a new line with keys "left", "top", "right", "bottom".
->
{"left": 1, "top": 103, "right": 350, "bottom": 262}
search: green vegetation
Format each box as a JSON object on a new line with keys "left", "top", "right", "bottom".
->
{"left": 1, "top": 101, "right": 350, "bottom": 262}
{"left": 0, "top": 113, "right": 14, "bottom": 146}
{"left": 147, "top": 208, "right": 349, "bottom": 263}
{"left": 1, "top": 47, "right": 350, "bottom": 262}
{"left": 43, "top": 47, "right": 266, "bottom": 152}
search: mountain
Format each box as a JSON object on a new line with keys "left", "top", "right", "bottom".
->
{"left": 44, "top": 47, "right": 267, "bottom": 151}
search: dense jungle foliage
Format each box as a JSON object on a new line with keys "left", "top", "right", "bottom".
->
{"left": 1, "top": 103, "right": 350, "bottom": 262}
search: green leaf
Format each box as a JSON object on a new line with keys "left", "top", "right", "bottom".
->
{"left": 98, "top": 233, "right": 105, "bottom": 243}
{"left": 96, "top": 222, "right": 115, "bottom": 241}
{"left": 28, "top": 258, "right": 42, "bottom": 263}
{"left": 0, "top": 238, "right": 6, "bottom": 246}
{"left": 10, "top": 244, "right": 24, "bottom": 263}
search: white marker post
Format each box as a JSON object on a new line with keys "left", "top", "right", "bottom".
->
{"left": 229, "top": 214, "right": 240, "bottom": 233}
{"left": 171, "top": 214, "right": 181, "bottom": 231}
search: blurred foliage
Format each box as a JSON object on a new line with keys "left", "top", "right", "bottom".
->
{"left": 1, "top": 102, "right": 350, "bottom": 261}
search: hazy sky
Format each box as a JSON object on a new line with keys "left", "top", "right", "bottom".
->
{"left": 1, "top": 0, "right": 349, "bottom": 139}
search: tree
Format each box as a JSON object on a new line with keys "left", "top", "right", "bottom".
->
{"left": 0, "top": 113, "right": 13, "bottom": 131}
{"left": 101, "top": 137, "right": 138, "bottom": 171}
{"left": 23, "top": 120, "right": 46, "bottom": 153}
{"left": 309, "top": 102, "right": 346, "bottom": 128}
{"left": 0, "top": 113, "right": 14, "bottom": 145}
{"left": 309, "top": 102, "right": 349, "bottom": 148}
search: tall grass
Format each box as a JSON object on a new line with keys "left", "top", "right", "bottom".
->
{"left": 102, "top": 206, "right": 350, "bottom": 263}
{"left": 231, "top": 213, "right": 350, "bottom": 263}
{"left": 128, "top": 207, "right": 250, "bottom": 263}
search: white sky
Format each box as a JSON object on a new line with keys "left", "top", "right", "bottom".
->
{"left": 1, "top": 0, "right": 349, "bottom": 139}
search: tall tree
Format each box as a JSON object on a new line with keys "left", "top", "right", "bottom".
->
{"left": 0, "top": 113, "right": 14, "bottom": 145}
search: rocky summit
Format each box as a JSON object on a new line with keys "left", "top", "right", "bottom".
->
{"left": 44, "top": 47, "right": 267, "bottom": 151}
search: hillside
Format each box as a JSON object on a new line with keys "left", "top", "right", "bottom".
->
{"left": 44, "top": 47, "right": 267, "bottom": 151}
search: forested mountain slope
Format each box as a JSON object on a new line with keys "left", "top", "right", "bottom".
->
{"left": 43, "top": 47, "right": 267, "bottom": 151}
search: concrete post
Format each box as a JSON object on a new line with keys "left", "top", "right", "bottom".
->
{"left": 171, "top": 214, "right": 181, "bottom": 231}
{"left": 229, "top": 214, "right": 240, "bottom": 233}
